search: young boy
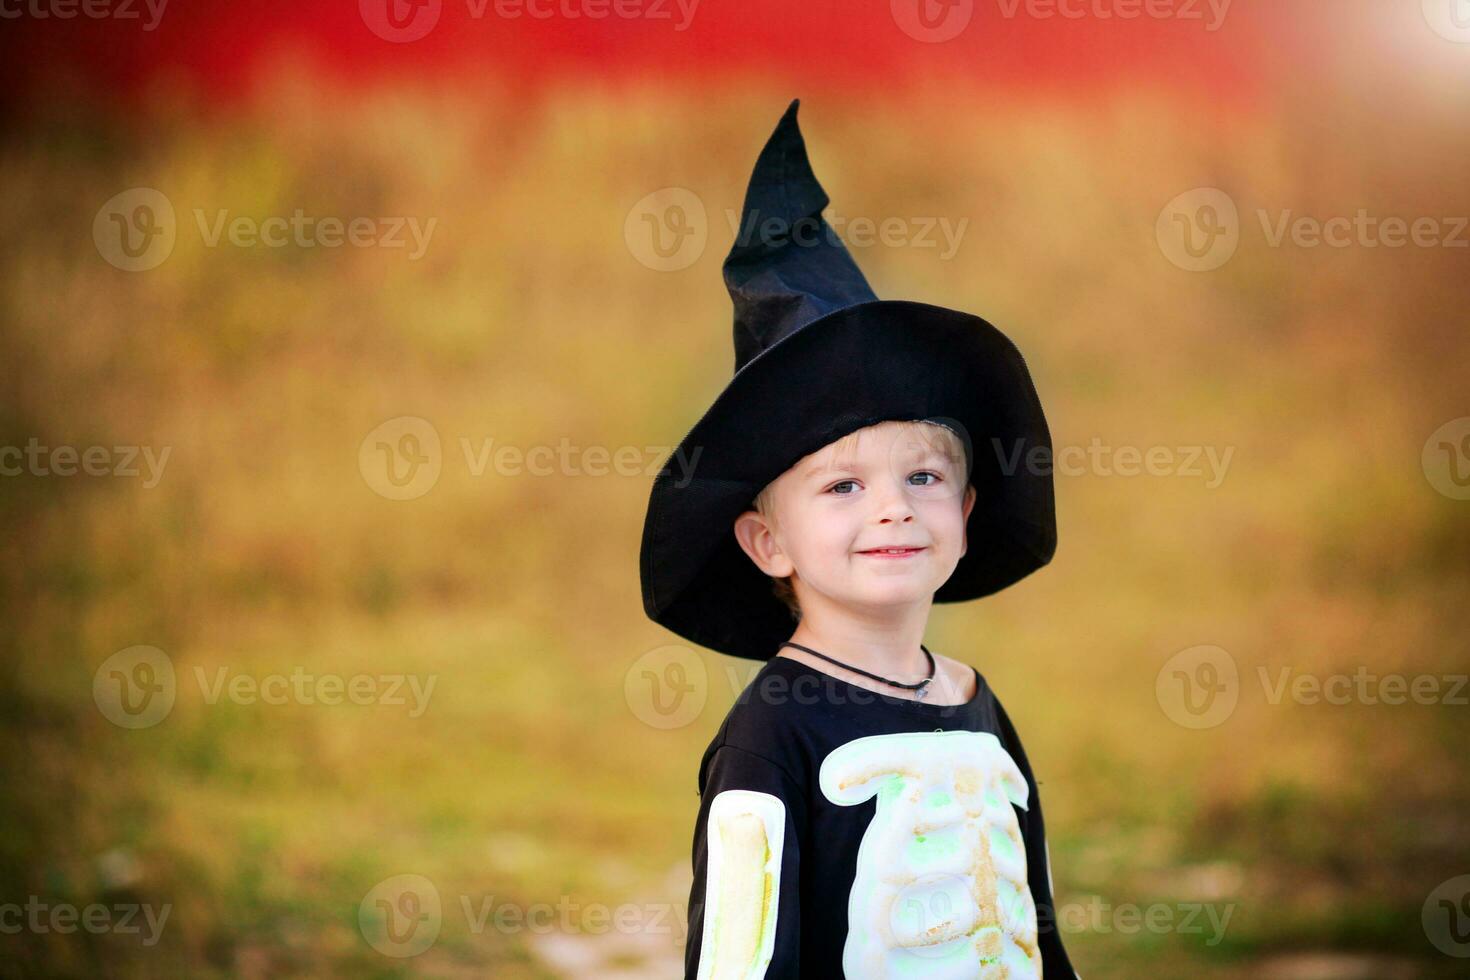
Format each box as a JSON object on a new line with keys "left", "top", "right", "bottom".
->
{"left": 640, "top": 100, "right": 1077, "bottom": 979}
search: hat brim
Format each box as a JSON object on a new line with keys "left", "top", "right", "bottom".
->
{"left": 639, "top": 299, "right": 1055, "bottom": 661}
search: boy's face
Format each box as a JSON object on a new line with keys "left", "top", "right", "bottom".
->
{"left": 734, "top": 421, "right": 978, "bottom": 615}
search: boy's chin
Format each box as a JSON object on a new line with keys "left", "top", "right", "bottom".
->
{"left": 836, "top": 583, "right": 940, "bottom": 610}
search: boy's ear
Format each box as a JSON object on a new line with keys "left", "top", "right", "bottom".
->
{"left": 733, "top": 510, "right": 796, "bottom": 578}
{"left": 959, "top": 483, "right": 977, "bottom": 558}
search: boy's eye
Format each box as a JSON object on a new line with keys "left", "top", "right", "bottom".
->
{"left": 828, "top": 480, "right": 858, "bottom": 495}
{"left": 909, "top": 470, "right": 942, "bottom": 486}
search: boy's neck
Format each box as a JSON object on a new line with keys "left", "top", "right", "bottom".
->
{"left": 783, "top": 604, "right": 933, "bottom": 681}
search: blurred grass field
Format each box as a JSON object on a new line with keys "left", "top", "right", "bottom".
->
{"left": 2, "top": 73, "right": 1468, "bottom": 978}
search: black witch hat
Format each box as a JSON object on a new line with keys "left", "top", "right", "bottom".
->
{"left": 639, "top": 99, "right": 1055, "bottom": 661}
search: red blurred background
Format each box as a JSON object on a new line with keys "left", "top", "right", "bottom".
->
{"left": 4, "top": 0, "right": 1316, "bottom": 107}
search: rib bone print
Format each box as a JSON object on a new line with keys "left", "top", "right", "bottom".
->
{"left": 820, "top": 732, "right": 1041, "bottom": 979}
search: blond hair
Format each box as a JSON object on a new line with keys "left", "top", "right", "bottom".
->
{"left": 752, "top": 420, "right": 969, "bottom": 621}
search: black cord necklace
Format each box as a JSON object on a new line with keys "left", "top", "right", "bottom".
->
{"left": 779, "top": 641, "right": 936, "bottom": 700}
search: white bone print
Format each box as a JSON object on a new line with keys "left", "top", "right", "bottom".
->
{"left": 697, "top": 790, "right": 786, "bottom": 980}
{"left": 820, "top": 731, "right": 1041, "bottom": 979}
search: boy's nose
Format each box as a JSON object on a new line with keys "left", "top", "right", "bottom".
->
{"left": 873, "top": 481, "right": 918, "bottom": 524}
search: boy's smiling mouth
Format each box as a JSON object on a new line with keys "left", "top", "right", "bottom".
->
{"left": 856, "top": 546, "right": 926, "bottom": 558}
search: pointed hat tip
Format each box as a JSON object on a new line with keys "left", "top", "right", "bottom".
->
{"left": 778, "top": 98, "right": 801, "bottom": 132}
{"left": 723, "top": 95, "right": 878, "bottom": 368}
{"left": 739, "top": 97, "right": 824, "bottom": 223}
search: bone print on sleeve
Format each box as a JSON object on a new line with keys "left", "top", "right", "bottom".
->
{"left": 697, "top": 791, "right": 785, "bottom": 979}
{"left": 686, "top": 744, "right": 803, "bottom": 980}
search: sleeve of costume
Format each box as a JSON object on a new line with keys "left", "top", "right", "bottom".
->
{"left": 994, "top": 696, "right": 1081, "bottom": 980}
{"left": 684, "top": 742, "right": 804, "bottom": 980}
